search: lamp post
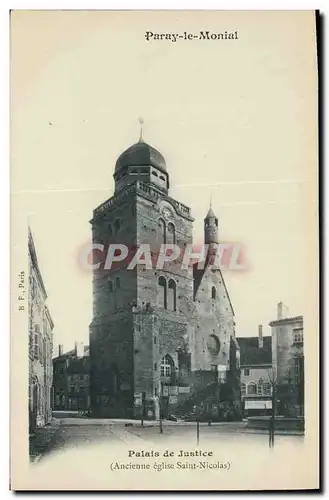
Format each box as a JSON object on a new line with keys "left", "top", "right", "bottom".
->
{"left": 141, "top": 391, "right": 146, "bottom": 427}
{"left": 267, "top": 368, "right": 277, "bottom": 449}
{"left": 269, "top": 384, "right": 276, "bottom": 448}
{"left": 196, "top": 405, "right": 200, "bottom": 445}
{"left": 159, "top": 381, "right": 163, "bottom": 434}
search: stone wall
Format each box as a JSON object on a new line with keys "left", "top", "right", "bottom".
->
{"left": 90, "top": 313, "right": 134, "bottom": 417}
{"left": 193, "top": 265, "right": 234, "bottom": 373}
{"left": 131, "top": 304, "right": 191, "bottom": 416}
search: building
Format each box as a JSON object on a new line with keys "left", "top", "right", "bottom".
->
{"left": 89, "top": 129, "right": 240, "bottom": 419}
{"left": 28, "top": 228, "right": 54, "bottom": 431}
{"left": 52, "top": 342, "right": 90, "bottom": 411}
{"left": 237, "top": 326, "right": 273, "bottom": 416}
{"left": 270, "top": 303, "right": 304, "bottom": 417}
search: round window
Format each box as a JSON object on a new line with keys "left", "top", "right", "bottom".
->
{"left": 207, "top": 335, "right": 221, "bottom": 356}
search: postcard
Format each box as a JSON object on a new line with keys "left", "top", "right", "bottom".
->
{"left": 10, "top": 10, "right": 319, "bottom": 490}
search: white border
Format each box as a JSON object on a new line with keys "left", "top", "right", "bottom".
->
{"left": 2, "top": 1, "right": 327, "bottom": 498}
{"left": 3, "top": 1, "right": 329, "bottom": 9}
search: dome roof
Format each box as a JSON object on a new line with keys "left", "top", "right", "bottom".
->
{"left": 115, "top": 141, "right": 167, "bottom": 175}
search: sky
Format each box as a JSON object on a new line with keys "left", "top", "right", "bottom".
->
{"left": 11, "top": 11, "right": 317, "bottom": 353}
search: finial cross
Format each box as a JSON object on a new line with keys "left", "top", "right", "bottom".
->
{"left": 138, "top": 117, "right": 144, "bottom": 142}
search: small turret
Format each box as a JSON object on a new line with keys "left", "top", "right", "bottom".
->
{"left": 204, "top": 206, "right": 219, "bottom": 245}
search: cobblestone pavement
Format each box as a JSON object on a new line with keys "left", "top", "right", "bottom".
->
{"left": 36, "top": 420, "right": 143, "bottom": 463}
{"left": 29, "top": 419, "right": 61, "bottom": 463}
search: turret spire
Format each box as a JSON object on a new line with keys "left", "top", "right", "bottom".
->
{"left": 204, "top": 203, "right": 219, "bottom": 245}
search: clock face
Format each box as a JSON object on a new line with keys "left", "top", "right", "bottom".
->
{"left": 161, "top": 206, "right": 173, "bottom": 220}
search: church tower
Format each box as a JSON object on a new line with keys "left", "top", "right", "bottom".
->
{"left": 89, "top": 122, "right": 195, "bottom": 418}
{"left": 89, "top": 123, "right": 240, "bottom": 420}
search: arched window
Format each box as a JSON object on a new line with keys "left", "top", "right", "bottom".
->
{"left": 160, "top": 354, "right": 174, "bottom": 379}
{"left": 167, "top": 223, "right": 176, "bottom": 245}
{"left": 116, "top": 277, "right": 121, "bottom": 290}
{"left": 247, "top": 382, "right": 257, "bottom": 395}
{"left": 114, "top": 219, "right": 121, "bottom": 232}
{"left": 109, "top": 280, "right": 113, "bottom": 292}
{"left": 159, "top": 175, "right": 166, "bottom": 181}
{"left": 158, "top": 218, "right": 166, "bottom": 244}
{"left": 33, "top": 382, "right": 41, "bottom": 413}
{"left": 241, "top": 383, "right": 246, "bottom": 396}
{"left": 207, "top": 335, "right": 221, "bottom": 356}
{"left": 152, "top": 170, "right": 158, "bottom": 177}
{"left": 158, "top": 276, "right": 167, "bottom": 309}
{"left": 211, "top": 286, "right": 216, "bottom": 299}
{"left": 168, "top": 279, "right": 177, "bottom": 311}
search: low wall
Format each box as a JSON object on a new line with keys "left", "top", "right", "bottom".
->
{"left": 247, "top": 416, "right": 305, "bottom": 432}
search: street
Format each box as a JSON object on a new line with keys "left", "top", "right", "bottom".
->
{"left": 33, "top": 416, "right": 304, "bottom": 464}
{"left": 27, "top": 417, "right": 310, "bottom": 491}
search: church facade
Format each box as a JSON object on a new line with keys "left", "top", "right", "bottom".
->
{"left": 89, "top": 131, "right": 240, "bottom": 419}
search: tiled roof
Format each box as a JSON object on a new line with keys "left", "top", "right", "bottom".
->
{"left": 236, "top": 336, "right": 272, "bottom": 366}
{"left": 269, "top": 315, "right": 303, "bottom": 326}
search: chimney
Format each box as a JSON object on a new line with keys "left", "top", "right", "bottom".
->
{"left": 258, "top": 325, "right": 263, "bottom": 348}
{"left": 75, "top": 341, "right": 84, "bottom": 358}
{"left": 277, "top": 301, "right": 289, "bottom": 320}
{"left": 58, "top": 344, "right": 64, "bottom": 357}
